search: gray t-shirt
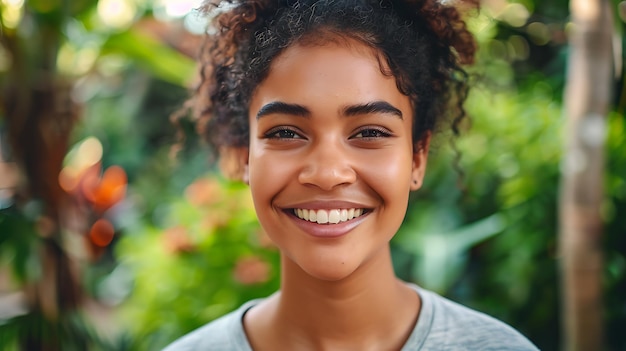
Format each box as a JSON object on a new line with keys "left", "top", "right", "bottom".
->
{"left": 163, "top": 284, "right": 538, "bottom": 350}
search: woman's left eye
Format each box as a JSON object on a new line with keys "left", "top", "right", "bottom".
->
{"left": 351, "top": 128, "right": 391, "bottom": 139}
{"left": 263, "top": 127, "right": 303, "bottom": 139}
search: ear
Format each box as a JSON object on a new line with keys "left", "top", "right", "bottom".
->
{"left": 218, "top": 147, "right": 250, "bottom": 183}
{"left": 241, "top": 152, "right": 250, "bottom": 185}
{"left": 410, "top": 132, "right": 431, "bottom": 191}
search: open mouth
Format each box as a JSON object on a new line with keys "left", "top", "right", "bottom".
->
{"left": 291, "top": 208, "right": 368, "bottom": 225}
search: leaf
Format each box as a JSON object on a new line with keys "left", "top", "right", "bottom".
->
{"left": 397, "top": 212, "right": 506, "bottom": 293}
{"left": 102, "top": 29, "right": 195, "bottom": 86}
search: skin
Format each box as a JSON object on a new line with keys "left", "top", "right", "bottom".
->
{"left": 238, "top": 38, "right": 430, "bottom": 350}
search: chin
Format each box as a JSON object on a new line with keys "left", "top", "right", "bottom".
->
{"left": 294, "top": 255, "right": 362, "bottom": 282}
{"left": 303, "top": 268, "right": 358, "bottom": 283}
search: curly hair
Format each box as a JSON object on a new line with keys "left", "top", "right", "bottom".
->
{"left": 191, "top": 0, "right": 476, "bottom": 174}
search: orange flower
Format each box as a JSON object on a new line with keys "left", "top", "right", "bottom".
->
{"left": 89, "top": 219, "right": 115, "bottom": 247}
{"left": 184, "top": 178, "right": 221, "bottom": 207}
{"left": 80, "top": 164, "right": 102, "bottom": 201}
{"left": 163, "top": 226, "right": 195, "bottom": 254}
{"left": 233, "top": 256, "right": 270, "bottom": 285}
{"left": 92, "top": 166, "right": 127, "bottom": 213}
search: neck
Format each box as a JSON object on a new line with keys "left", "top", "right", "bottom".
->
{"left": 273, "top": 247, "right": 419, "bottom": 350}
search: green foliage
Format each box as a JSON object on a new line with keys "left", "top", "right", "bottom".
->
{"left": 116, "top": 178, "right": 280, "bottom": 350}
{"left": 604, "top": 112, "right": 626, "bottom": 351}
{"left": 101, "top": 30, "right": 195, "bottom": 86}
{"left": 0, "top": 311, "right": 118, "bottom": 351}
{"left": 0, "top": 208, "right": 39, "bottom": 283}
{"left": 2, "top": 1, "right": 626, "bottom": 351}
{"left": 392, "top": 81, "right": 563, "bottom": 349}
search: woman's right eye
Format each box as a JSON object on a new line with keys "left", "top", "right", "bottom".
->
{"left": 264, "top": 128, "right": 303, "bottom": 139}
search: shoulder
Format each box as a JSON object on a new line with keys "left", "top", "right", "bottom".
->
{"left": 407, "top": 286, "right": 539, "bottom": 351}
{"left": 162, "top": 300, "right": 259, "bottom": 351}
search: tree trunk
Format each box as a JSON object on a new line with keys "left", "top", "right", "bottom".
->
{"left": 559, "top": 0, "right": 613, "bottom": 350}
{"left": 1, "top": 5, "right": 82, "bottom": 350}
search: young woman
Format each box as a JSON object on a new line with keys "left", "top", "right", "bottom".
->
{"left": 165, "top": 0, "right": 538, "bottom": 349}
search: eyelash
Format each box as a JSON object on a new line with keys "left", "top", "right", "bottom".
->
{"left": 351, "top": 127, "right": 392, "bottom": 139}
{"left": 263, "top": 126, "right": 303, "bottom": 139}
{"left": 262, "top": 126, "right": 393, "bottom": 140}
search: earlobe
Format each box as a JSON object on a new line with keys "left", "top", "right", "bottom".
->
{"left": 410, "top": 163, "right": 424, "bottom": 191}
{"left": 410, "top": 179, "right": 421, "bottom": 192}
{"left": 238, "top": 148, "right": 250, "bottom": 185}
{"left": 242, "top": 164, "right": 250, "bottom": 185}
{"left": 219, "top": 147, "right": 250, "bottom": 183}
{"left": 410, "top": 133, "right": 431, "bottom": 191}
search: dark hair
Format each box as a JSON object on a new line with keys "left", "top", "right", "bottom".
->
{"left": 191, "top": 0, "right": 476, "bottom": 174}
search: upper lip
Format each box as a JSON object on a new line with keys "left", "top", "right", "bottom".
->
{"left": 279, "top": 200, "right": 371, "bottom": 210}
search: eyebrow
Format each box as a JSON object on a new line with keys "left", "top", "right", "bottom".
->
{"left": 342, "top": 101, "right": 403, "bottom": 119}
{"left": 255, "top": 100, "right": 403, "bottom": 119}
{"left": 256, "top": 102, "right": 310, "bottom": 119}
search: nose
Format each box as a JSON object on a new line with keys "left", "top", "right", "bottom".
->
{"left": 298, "top": 141, "right": 357, "bottom": 191}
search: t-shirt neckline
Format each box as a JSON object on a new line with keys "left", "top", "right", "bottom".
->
{"left": 230, "top": 283, "right": 433, "bottom": 351}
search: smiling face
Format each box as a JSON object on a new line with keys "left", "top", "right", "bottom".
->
{"left": 245, "top": 38, "right": 429, "bottom": 282}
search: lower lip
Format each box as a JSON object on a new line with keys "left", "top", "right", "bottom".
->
{"left": 286, "top": 210, "right": 369, "bottom": 238}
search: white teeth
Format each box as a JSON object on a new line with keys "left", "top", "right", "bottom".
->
{"left": 328, "top": 210, "right": 341, "bottom": 224}
{"left": 317, "top": 210, "right": 329, "bottom": 224}
{"left": 293, "top": 208, "right": 366, "bottom": 224}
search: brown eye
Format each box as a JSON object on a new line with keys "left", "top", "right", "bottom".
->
{"left": 264, "top": 127, "right": 303, "bottom": 139}
{"left": 352, "top": 128, "right": 391, "bottom": 139}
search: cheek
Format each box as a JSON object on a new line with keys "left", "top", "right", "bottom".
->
{"left": 248, "top": 145, "right": 297, "bottom": 181}
{"left": 361, "top": 151, "right": 413, "bottom": 234}
{"left": 355, "top": 149, "right": 413, "bottom": 196}
{"left": 247, "top": 147, "right": 296, "bottom": 217}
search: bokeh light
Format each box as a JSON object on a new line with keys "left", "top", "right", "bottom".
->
{"left": 97, "top": 0, "right": 137, "bottom": 29}
{"left": 0, "top": 0, "right": 24, "bottom": 29}
{"left": 153, "top": 0, "right": 202, "bottom": 20}
{"left": 183, "top": 8, "right": 209, "bottom": 35}
{"left": 59, "top": 137, "right": 103, "bottom": 193}
{"left": 90, "top": 218, "right": 115, "bottom": 247}
{"left": 508, "top": 35, "right": 530, "bottom": 61}
{"left": 90, "top": 165, "right": 128, "bottom": 213}
{"left": 527, "top": 22, "right": 551, "bottom": 46}
{"left": 0, "top": 43, "right": 12, "bottom": 72}
{"left": 498, "top": 3, "right": 530, "bottom": 28}
{"left": 57, "top": 43, "right": 100, "bottom": 77}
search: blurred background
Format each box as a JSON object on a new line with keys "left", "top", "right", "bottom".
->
{"left": 0, "top": 0, "right": 624, "bottom": 350}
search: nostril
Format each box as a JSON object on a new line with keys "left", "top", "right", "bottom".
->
{"left": 297, "top": 165, "right": 357, "bottom": 190}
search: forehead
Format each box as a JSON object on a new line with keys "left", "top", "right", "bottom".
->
{"left": 250, "top": 38, "right": 408, "bottom": 111}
